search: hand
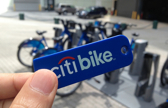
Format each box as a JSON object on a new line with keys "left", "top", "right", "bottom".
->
{"left": 0, "top": 69, "right": 58, "bottom": 108}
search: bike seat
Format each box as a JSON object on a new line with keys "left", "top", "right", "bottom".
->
{"left": 132, "top": 33, "right": 139, "bottom": 37}
{"left": 36, "top": 31, "right": 47, "bottom": 35}
{"left": 52, "top": 36, "right": 64, "bottom": 42}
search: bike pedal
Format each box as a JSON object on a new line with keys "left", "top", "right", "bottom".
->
{"left": 33, "top": 35, "right": 133, "bottom": 89}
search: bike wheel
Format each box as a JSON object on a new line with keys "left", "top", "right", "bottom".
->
{"left": 32, "top": 48, "right": 82, "bottom": 97}
{"left": 17, "top": 39, "right": 45, "bottom": 68}
{"left": 56, "top": 82, "right": 82, "bottom": 97}
{"left": 32, "top": 48, "right": 58, "bottom": 71}
{"left": 17, "top": 46, "right": 35, "bottom": 68}
{"left": 160, "top": 59, "right": 168, "bottom": 87}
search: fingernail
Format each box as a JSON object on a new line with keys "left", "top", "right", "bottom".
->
{"left": 30, "top": 70, "right": 56, "bottom": 95}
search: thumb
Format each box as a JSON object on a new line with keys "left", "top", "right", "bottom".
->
{"left": 10, "top": 69, "right": 58, "bottom": 108}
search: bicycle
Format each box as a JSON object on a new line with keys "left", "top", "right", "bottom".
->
{"left": 17, "top": 31, "right": 49, "bottom": 68}
{"left": 17, "top": 19, "right": 74, "bottom": 68}
{"left": 160, "top": 40, "right": 168, "bottom": 87}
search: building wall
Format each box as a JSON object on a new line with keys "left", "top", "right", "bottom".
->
{"left": 14, "top": 0, "right": 40, "bottom": 11}
{"left": 116, "top": 0, "right": 138, "bottom": 18}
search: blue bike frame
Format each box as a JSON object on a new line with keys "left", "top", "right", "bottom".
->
{"left": 130, "top": 38, "right": 135, "bottom": 50}
{"left": 77, "top": 31, "right": 90, "bottom": 46}
{"left": 32, "top": 36, "right": 48, "bottom": 54}
{"left": 53, "top": 26, "right": 71, "bottom": 51}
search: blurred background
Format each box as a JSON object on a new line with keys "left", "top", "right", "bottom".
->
{"left": 0, "top": 0, "right": 168, "bottom": 108}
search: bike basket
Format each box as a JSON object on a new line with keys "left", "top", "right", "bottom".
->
{"left": 68, "top": 21, "right": 75, "bottom": 29}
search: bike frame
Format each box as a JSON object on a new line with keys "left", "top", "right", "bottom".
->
{"left": 32, "top": 20, "right": 72, "bottom": 54}
{"left": 77, "top": 31, "right": 90, "bottom": 46}
{"left": 97, "top": 24, "right": 136, "bottom": 51}
{"left": 53, "top": 24, "right": 72, "bottom": 51}
{"left": 100, "top": 30, "right": 105, "bottom": 39}
{"left": 31, "top": 36, "right": 48, "bottom": 55}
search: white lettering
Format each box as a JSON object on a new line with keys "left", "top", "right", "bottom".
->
{"left": 93, "top": 50, "right": 105, "bottom": 65}
{"left": 89, "top": 51, "right": 96, "bottom": 67}
{"left": 51, "top": 50, "right": 114, "bottom": 77}
{"left": 78, "top": 55, "right": 91, "bottom": 70}
{"left": 64, "top": 60, "right": 73, "bottom": 74}
{"left": 60, "top": 65, "right": 65, "bottom": 77}
{"left": 103, "top": 51, "right": 113, "bottom": 62}
{"left": 51, "top": 67, "right": 61, "bottom": 78}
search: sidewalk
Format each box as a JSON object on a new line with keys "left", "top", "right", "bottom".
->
{"left": 1, "top": 13, "right": 168, "bottom": 107}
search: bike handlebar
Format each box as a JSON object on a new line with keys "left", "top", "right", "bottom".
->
{"left": 57, "top": 19, "right": 137, "bottom": 29}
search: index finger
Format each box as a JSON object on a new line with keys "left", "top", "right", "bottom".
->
{"left": 0, "top": 73, "right": 33, "bottom": 99}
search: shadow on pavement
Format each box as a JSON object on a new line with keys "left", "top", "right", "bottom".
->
{"left": 15, "top": 67, "right": 33, "bottom": 73}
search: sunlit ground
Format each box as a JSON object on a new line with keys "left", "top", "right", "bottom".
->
{"left": 0, "top": 0, "right": 10, "bottom": 14}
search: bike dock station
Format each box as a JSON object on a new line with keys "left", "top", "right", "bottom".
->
{"left": 135, "top": 52, "right": 160, "bottom": 102}
{"left": 86, "top": 39, "right": 168, "bottom": 108}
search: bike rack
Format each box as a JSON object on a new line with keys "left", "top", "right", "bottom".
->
{"left": 53, "top": 28, "right": 62, "bottom": 45}
{"left": 129, "top": 39, "right": 148, "bottom": 75}
{"left": 53, "top": 27, "right": 62, "bottom": 37}
{"left": 134, "top": 52, "right": 160, "bottom": 102}
{"left": 71, "top": 28, "right": 82, "bottom": 48}
{"left": 93, "top": 32, "right": 101, "bottom": 42}
{"left": 105, "top": 69, "right": 120, "bottom": 84}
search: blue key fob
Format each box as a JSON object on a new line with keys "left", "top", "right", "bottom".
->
{"left": 33, "top": 35, "right": 133, "bottom": 88}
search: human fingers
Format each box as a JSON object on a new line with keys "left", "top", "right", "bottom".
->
{"left": 10, "top": 69, "right": 58, "bottom": 108}
{"left": 0, "top": 73, "right": 33, "bottom": 99}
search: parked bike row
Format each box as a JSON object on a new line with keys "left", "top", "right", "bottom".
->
{"left": 17, "top": 18, "right": 137, "bottom": 97}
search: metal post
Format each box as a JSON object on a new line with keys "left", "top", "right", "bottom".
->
{"left": 129, "top": 39, "right": 148, "bottom": 75}
{"left": 109, "top": 69, "right": 120, "bottom": 84}
{"left": 134, "top": 52, "right": 160, "bottom": 102}
{"left": 104, "top": 69, "right": 120, "bottom": 84}
{"left": 143, "top": 53, "right": 160, "bottom": 102}
{"left": 135, "top": 52, "right": 153, "bottom": 97}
